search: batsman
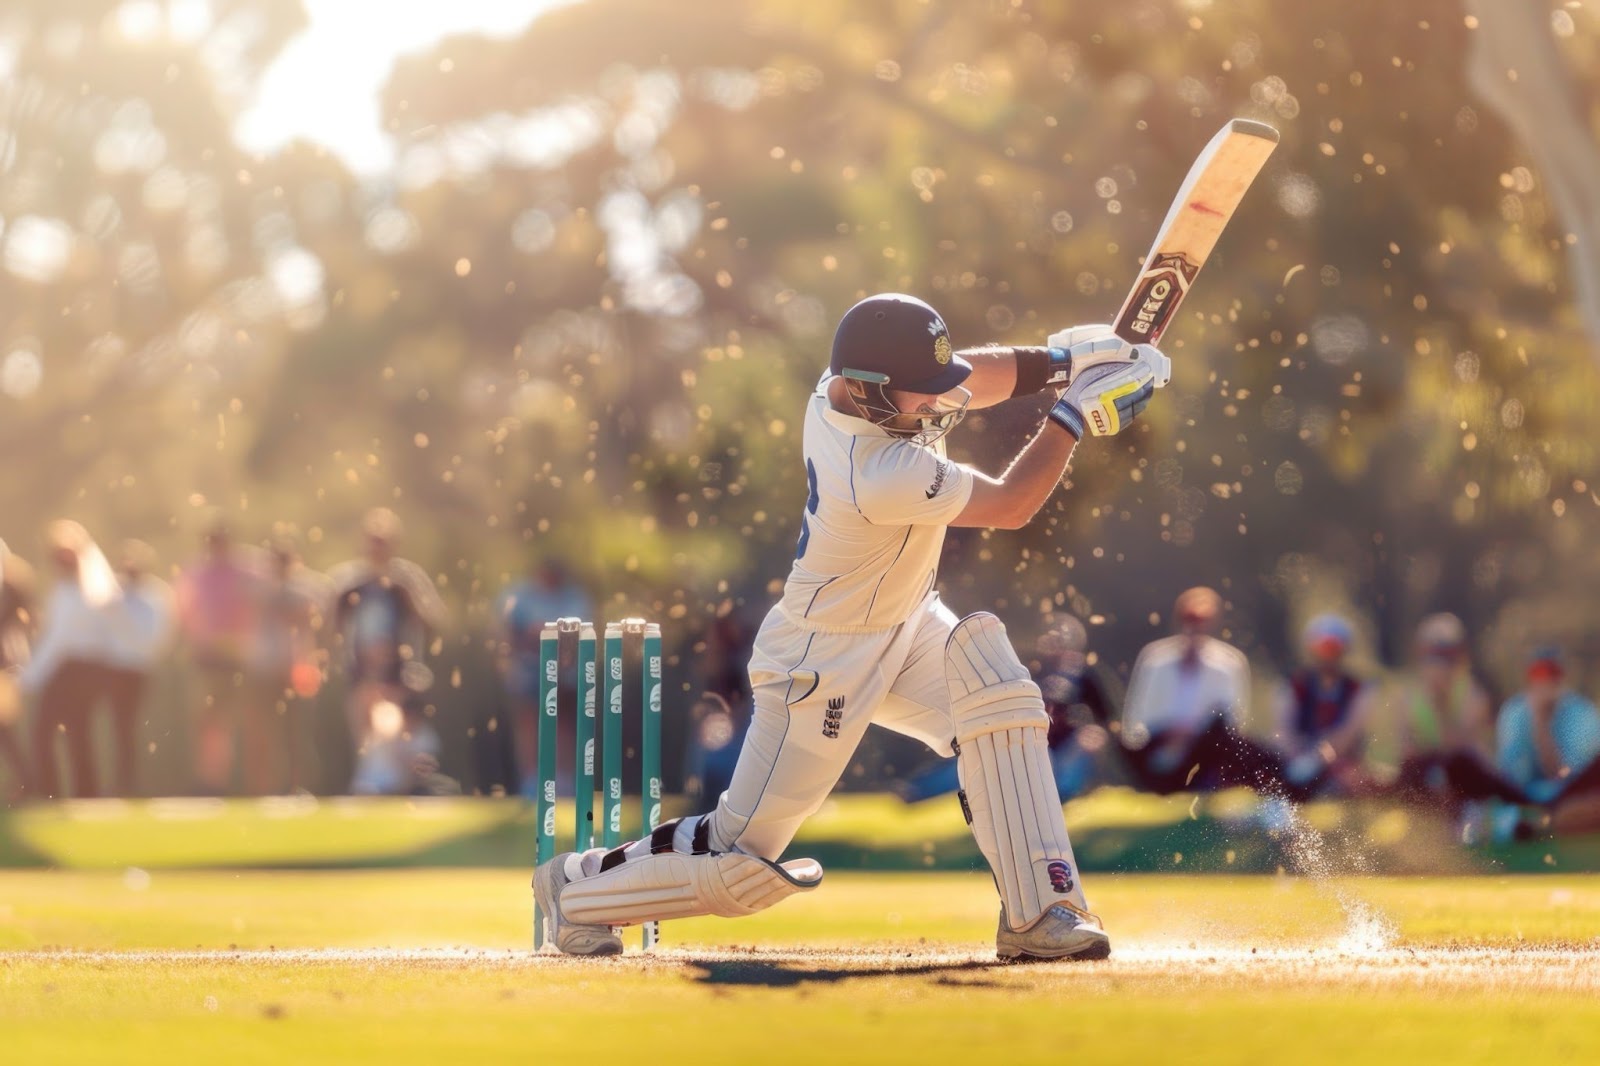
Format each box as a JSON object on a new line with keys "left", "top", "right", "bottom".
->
{"left": 537, "top": 293, "right": 1170, "bottom": 961}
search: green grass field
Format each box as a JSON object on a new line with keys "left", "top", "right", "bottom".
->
{"left": 4, "top": 868, "right": 1599, "bottom": 1064}
{"left": 7, "top": 791, "right": 1600, "bottom": 873}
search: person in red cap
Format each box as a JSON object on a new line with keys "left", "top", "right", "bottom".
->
{"left": 1494, "top": 647, "right": 1600, "bottom": 838}
{"left": 1270, "top": 613, "right": 1376, "bottom": 796}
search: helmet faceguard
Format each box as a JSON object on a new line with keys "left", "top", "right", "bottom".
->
{"left": 841, "top": 368, "right": 970, "bottom": 446}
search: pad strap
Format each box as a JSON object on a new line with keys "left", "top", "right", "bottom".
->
{"left": 558, "top": 851, "right": 823, "bottom": 927}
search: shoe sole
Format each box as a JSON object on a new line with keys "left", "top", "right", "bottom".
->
{"left": 998, "top": 938, "right": 1113, "bottom": 963}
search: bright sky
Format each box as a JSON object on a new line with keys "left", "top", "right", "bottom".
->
{"left": 235, "top": 0, "right": 570, "bottom": 173}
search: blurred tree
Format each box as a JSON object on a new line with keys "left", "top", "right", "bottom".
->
{"left": 3, "top": 0, "right": 1600, "bottom": 794}
{"left": 1465, "top": 0, "right": 1600, "bottom": 354}
{"left": 0, "top": 0, "right": 308, "bottom": 543}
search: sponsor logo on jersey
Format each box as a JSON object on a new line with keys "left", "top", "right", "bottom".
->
{"left": 1046, "top": 859, "right": 1075, "bottom": 894}
{"left": 925, "top": 459, "right": 950, "bottom": 499}
{"left": 823, "top": 696, "right": 845, "bottom": 739}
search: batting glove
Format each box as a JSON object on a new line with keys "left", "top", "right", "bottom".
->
{"left": 1048, "top": 344, "right": 1170, "bottom": 438}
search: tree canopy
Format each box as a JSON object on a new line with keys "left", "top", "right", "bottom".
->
{"left": 2, "top": 0, "right": 1597, "bottom": 721}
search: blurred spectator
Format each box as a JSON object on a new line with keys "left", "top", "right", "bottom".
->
{"left": 175, "top": 519, "right": 264, "bottom": 794}
{"left": 1121, "top": 588, "right": 1308, "bottom": 796}
{"left": 348, "top": 688, "right": 458, "bottom": 796}
{"left": 0, "top": 539, "right": 37, "bottom": 799}
{"left": 1393, "top": 613, "right": 1515, "bottom": 811}
{"left": 330, "top": 509, "right": 448, "bottom": 793}
{"left": 1494, "top": 648, "right": 1600, "bottom": 838}
{"left": 683, "top": 691, "right": 746, "bottom": 807}
{"left": 496, "top": 560, "right": 590, "bottom": 796}
{"left": 23, "top": 521, "right": 120, "bottom": 799}
{"left": 250, "top": 538, "right": 329, "bottom": 793}
{"left": 697, "top": 610, "right": 755, "bottom": 710}
{"left": 100, "top": 540, "right": 175, "bottom": 797}
{"left": 1034, "top": 613, "right": 1116, "bottom": 800}
{"left": 1270, "top": 613, "right": 1377, "bottom": 797}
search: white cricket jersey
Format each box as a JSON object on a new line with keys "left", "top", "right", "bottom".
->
{"left": 777, "top": 375, "right": 975, "bottom": 630}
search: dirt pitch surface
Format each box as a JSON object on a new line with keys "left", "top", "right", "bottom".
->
{"left": 12, "top": 941, "right": 1600, "bottom": 990}
{"left": 5, "top": 870, "right": 1600, "bottom": 1064}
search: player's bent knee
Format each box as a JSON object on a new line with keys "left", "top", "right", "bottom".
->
{"left": 946, "top": 612, "right": 1046, "bottom": 742}
{"left": 559, "top": 850, "right": 824, "bottom": 927}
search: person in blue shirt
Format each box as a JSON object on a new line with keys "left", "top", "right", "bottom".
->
{"left": 1496, "top": 647, "right": 1600, "bottom": 836}
{"left": 495, "top": 559, "right": 591, "bottom": 798}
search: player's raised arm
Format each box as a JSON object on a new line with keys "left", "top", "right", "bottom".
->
{"left": 952, "top": 325, "right": 1142, "bottom": 410}
{"left": 954, "top": 345, "right": 1170, "bottom": 530}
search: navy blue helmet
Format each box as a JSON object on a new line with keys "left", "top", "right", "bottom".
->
{"left": 830, "top": 294, "right": 972, "bottom": 442}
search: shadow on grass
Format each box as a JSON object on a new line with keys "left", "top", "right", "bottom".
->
{"left": 684, "top": 956, "right": 1009, "bottom": 988}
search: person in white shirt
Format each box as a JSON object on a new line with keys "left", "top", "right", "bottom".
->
{"left": 21, "top": 521, "right": 121, "bottom": 799}
{"left": 536, "top": 292, "right": 1170, "bottom": 961}
{"left": 100, "top": 540, "right": 176, "bottom": 797}
{"left": 1121, "top": 587, "right": 1302, "bottom": 795}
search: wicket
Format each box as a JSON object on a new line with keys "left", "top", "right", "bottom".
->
{"left": 534, "top": 616, "right": 663, "bottom": 951}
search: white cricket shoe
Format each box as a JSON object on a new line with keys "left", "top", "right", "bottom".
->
{"left": 996, "top": 903, "right": 1112, "bottom": 962}
{"left": 533, "top": 852, "right": 624, "bottom": 957}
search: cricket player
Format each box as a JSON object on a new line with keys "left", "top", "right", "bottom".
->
{"left": 536, "top": 293, "right": 1169, "bottom": 961}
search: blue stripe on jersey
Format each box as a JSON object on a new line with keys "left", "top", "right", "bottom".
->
{"left": 864, "top": 527, "right": 913, "bottom": 622}
{"left": 847, "top": 437, "right": 863, "bottom": 515}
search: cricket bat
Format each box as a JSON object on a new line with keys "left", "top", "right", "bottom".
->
{"left": 1112, "top": 119, "right": 1279, "bottom": 345}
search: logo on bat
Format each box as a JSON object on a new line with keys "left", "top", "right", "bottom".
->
{"left": 1122, "top": 253, "right": 1200, "bottom": 340}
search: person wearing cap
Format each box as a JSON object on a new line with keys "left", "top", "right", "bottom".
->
{"left": 99, "top": 540, "right": 176, "bottom": 797}
{"left": 1270, "top": 613, "right": 1376, "bottom": 797}
{"left": 0, "top": 539, "right": 37, "bottom": 800}
{"left": 1120, "top": 588, "right": 1296, "bottom": 795}
{"left": 1394, "top": 612, "right": 1507, "bottom": 810}
{"left": 535, "top": 293, "right": 1171, "bottom": 962}
{"left": 1495, "top": 648, "right": 1600, "bottom": 836}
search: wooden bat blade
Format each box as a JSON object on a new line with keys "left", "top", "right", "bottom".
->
{"left": 1113, "top": 120, "right": 1279, "bottom": 345}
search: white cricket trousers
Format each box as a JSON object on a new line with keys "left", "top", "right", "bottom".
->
{"left": 708, "top": 592, "right": 959, "bottom": 859}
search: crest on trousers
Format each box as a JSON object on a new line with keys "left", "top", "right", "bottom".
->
{"left": 822, "top": 696, "right": 844, "bottom": 739}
